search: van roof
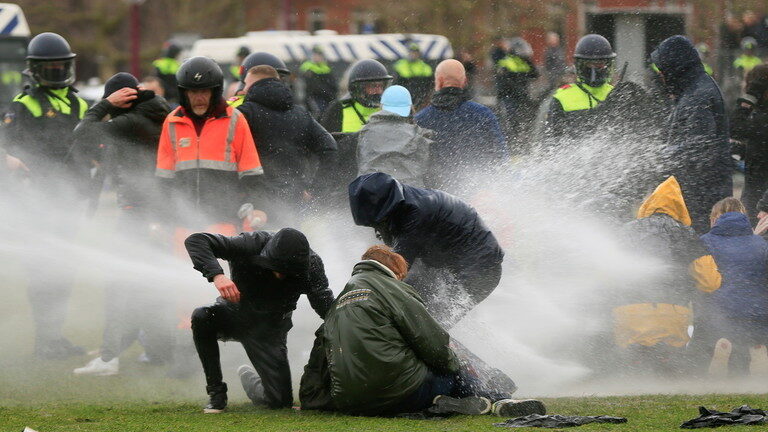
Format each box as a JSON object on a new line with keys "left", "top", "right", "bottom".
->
{"left": 190, "top": 33, "right": 453, "bottom": 64}
{"left": 0, "top": 3, "right": 30, "bottom": 37}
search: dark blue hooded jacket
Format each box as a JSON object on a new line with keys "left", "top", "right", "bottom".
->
{"left": 701, "top": 212, "right": 768, "bottom": 320}
{"left": 348, "top": 172, "right": 504, "bottom": 272}
{"left": 651, "top": 35, "right": 732, "bottom": 233}
{"left": 414, "top": 87, "right": 508, "bottom": 194}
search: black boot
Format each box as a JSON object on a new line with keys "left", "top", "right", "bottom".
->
{"left": 204, "top": 383, "right": 227, "bottom": 413}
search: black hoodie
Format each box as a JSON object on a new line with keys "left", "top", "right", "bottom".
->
{"left": 237, "top": 78, "right": 337, "bottom": 202}
{"left": 184, "top": 229, "right": 333, "bottom": 318}
{"left": 651, "top": 35, "right": 731, "bottom": 232}
{"left": 73, "top": 94, "right": 171, "bottom": 210}
{"left": 348, "top": 172, "right": 504, "bottom": 272}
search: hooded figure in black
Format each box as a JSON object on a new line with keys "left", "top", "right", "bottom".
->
{"left": 73, "top": 72, "right": 171, "bottom": 214}
{"left": 236, "top": 69, "right": 337, "bottom": 224}
{"left": 70, "top": 72, "right": 173, "bottom": 375}
{"left": 651, "top": 35, "right": 732, "bottom": 233}
{"left": 348, "top": 172, "right": 504, "bottom": 327}
{"left": 184, "top": 228, "right": 333, "bottom": 413}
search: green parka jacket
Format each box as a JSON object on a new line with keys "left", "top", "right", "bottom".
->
{"left": 320, "top": 260, "right": 460, "bottom": 415}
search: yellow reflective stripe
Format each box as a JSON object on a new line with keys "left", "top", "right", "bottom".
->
{"left": 14, "top": 94, "right": 42, "bottom": 117}
{"left": 78, "top": 96, "right": 87, "bottom": 119}
{"left": 554, "top": 83, "right": 613, "bottom": 112}
{"left": 497, "top": 56, "right": 532, "bottom": 73}
{"left": 175, "top": 159, "right": 238, "bottom": 172}
{"left": 156, "top": 168, "right": 175, "bottom": 178}
{"left": 690, "top": 255, "right": 722, "bottom": 293}
{"left": 225, "top": 109, "right": 241, "bottom": 162}
{"left": 300, "top": 61, "right": 331, "bottom": 74}
{"left": 153, "top": 57, "right": 180, "bottom": 75}
{"left": 168, "top": 122, "right": 178, "bottom": 151}
{"left": 1, "top": 71, "right": 21, "bottom": 85}
{"left": 239, "top": 167, "right": 264, "bottom": 177}
{"left": 341, "top": 102, "right": 378, "bottom": 133}
{"left": 734, "top": 55, "right": 763, "bottom": 71}
{"left": 229, "top": 65, "right": 241, "bottom": 79}
{"left": 394, "top": 59, "right": 432, "bottom": 78}
{"left": 227, "top": 95, "right": 244, "bottom": 108}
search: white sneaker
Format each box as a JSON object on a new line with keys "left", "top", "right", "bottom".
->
{"left": 749, "top": 345, "right": 768, "bottom": 377}
{"left": 73, "top": 357, "right": 119, "bottom": 376}
{"left": 708, "top": 338, "right": 731, "bottom": 378}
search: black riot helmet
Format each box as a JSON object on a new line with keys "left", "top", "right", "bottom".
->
{"left": 240, "top": 52, "right": 290, "bottom": 80}
{"left": 26, "top": 32, "right": 76, "bottom": 88}
{"left": 347, "top": 59, "right": 393, "bottom": 108}
{"left": 573, "top": 34, "right": 616, "bottom": 87}
{"left": 176, "top": 56, "right": 224, "bottom": 115}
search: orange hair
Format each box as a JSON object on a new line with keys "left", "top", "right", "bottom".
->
{"left": 362, "top": 245, "right": 408, "bottom": 280}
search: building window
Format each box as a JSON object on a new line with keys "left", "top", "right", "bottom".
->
{"left": 350, "top": 9, "right": 377, "bottom": 34}
{"left": 308, "top": 8, "right": 326, "bottom": 33}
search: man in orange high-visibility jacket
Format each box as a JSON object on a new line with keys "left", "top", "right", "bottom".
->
{"left": 156, "top": 56, "right": 263, "bottom": 230}
{"left": 156, "top": 57, "right": 264, "bottom": 379}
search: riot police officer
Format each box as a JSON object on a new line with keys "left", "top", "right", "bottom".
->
{"left": 300, "top": 46, "right": 337, "bottom": 117}
{"left": 319, "top": 59, "right": 392, "bottom": 133}
{"left": 153, "top": 42, "right": 182, "bottom": 104}
{"left": 393, "top": 43, "right": 434, "bottom": 109}
{"left": 3, "top": 32, "right": 89, "bottom": 359}
{"left": 227, "top": 52, "right": 290, "bottom": 108}
{"left": 545, "top": 34, "right": 616, "bottom": 138}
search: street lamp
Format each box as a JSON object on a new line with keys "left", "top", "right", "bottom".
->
{"left": 124, "top": 0, "right": 146, "bottom": 77}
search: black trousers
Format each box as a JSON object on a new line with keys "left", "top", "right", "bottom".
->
{"left": 191, "top": 300, "right": 293, "bottom": 408}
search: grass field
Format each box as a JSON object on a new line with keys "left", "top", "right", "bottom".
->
{"left": 2, "top": 354, "right": 768, "bottom": 432}
{"left": 4, "top": 383, "right": 768, "bottom": 432}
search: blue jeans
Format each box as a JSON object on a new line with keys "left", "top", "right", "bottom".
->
{"left": 388, "top": 368, "right": 484, "bottom": 414}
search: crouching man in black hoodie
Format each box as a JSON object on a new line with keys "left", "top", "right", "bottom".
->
{"left": 184, "top": 228, "right": 334, "bottom": 413}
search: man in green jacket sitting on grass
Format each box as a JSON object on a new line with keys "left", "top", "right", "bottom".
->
{"left": 300, "top": 245, "right": 545, "bottom": 417}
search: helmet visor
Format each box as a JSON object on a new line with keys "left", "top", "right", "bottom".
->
{"left": 350, "top": 78, "right": 392, "bottom": 108}
{"left": 31, "top": 59, "right": 75, "bottom": 88}
{"left": 576, "top": 58, "right": 613, "bottom": 87}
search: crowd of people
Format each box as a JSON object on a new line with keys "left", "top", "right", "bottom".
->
{"left": 2, "top": 26, "right": 768, "bottom": 417}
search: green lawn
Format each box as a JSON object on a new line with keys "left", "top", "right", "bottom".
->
{"left": 2, "top": 360, "right": 768, "bottom": 432}
{"left": 3, "top": 393, "right": 768, "bottom": 431}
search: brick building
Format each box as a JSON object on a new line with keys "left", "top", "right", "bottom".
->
{"left": 245, "top": 0, "right": 724, "bottom": 76}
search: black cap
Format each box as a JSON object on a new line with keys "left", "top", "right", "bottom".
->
{"left": 103, "top": 72, "right": 139, "bottom": 99}
{"left": 251, "top": 228, "right": 311, "bottom": 276}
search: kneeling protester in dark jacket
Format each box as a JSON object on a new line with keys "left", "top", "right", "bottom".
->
{"left": 348, "top": 172, "right": 504, "bottom": 327}
{"left": 184, "top": 228, "right": 333, "bottom": 413}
